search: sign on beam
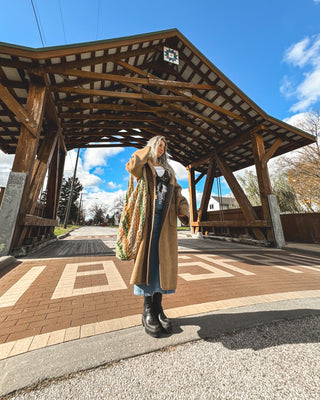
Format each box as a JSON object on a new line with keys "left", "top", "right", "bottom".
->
{"left": 163, "top": 46, "right": 179, "bottom": 65}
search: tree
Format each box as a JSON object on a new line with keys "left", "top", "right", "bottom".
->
{"left": 236, "top": 170, "right": 301, "bottom": 213}
{"left": 236, "top": 170, "right": 261, "bottom": 206}
{"left": 276, "top": 110, "right": 320, "bottom": 211}
{"left": 272, "top": 173, "right": 302, "bottom": 213}
{"left": 57, "top": 177, "right": 83, "bottom": 224}
{"left": 110, "top": 193, "right": 126, "bottom": 215}
{"left": 89, "top": 202, "right": 108, "bottom": 225}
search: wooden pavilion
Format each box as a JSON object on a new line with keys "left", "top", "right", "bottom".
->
{"left": 0, "top": 29, "right": 316, "bottom": 255}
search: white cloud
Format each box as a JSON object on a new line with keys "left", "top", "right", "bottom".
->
{"left": 83, "top": 147, "right": 124, "bottom": 170}
{"left": 93, "top": 167, "right": 104, "bottom": 176}
{"left": 0, "top": 151, "right": 14, "bottom": 187}
{"left": 106, "top": 181, "right": 121, "bottom": 189}
{"left": 283, "top": 112, "right": 309, "bottom": 127}
{"left": 63, "top": 149, "right": 102, "bottom": 188}
{"left": 181, "top": 188, "right": 203, "bottom": 208}
{"left": 282, "top": 34, "right": 320, "bottom": 112}
{"left": 280, "top": 75, "right": 296, "bottom": 98}
{"left": 314, "top": 0, "right": 320, "bottom": 4}
{"left": 169, "top": 160, "right": 188, "bottom": 181}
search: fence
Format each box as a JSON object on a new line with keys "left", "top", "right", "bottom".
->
{"left": 280, "top": 213, "right": 320, "bottom": 243}
{"left": 207, "top": 208, "right": 320, "bottom": 244}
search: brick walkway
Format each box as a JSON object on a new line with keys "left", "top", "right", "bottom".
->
{"left": 0, "top": 228, "right": 320, "bottom": 360}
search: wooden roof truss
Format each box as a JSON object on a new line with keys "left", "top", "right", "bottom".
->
{"left": 0, "top": 29, "right": 316, "bottom": 253}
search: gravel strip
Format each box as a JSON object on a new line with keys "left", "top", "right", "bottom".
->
{"left": 6, "top": 315, "right": 320, "bottom": 400}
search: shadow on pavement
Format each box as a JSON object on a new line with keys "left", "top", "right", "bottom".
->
{"left": 172, "top": 309, "right": 320, "bottom": 350}
{"left": 20, "top": 239, "right": 115, "bottom": 259}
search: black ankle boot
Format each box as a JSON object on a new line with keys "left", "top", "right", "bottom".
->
{"left": 142, "top": 296, "right": 162, "bottom": 338}
{"left": 153, "top": 292, "right": 172, "bottom": 333}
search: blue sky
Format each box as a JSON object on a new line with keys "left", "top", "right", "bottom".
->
{"left": 1, "top": 0, "right": 320, "bottom": 215}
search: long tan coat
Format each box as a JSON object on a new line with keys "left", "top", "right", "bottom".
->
{"left": 126, "top": 146, "right": 189, "bottom": 291}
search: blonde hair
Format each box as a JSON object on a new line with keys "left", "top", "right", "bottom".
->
{"left": 147, "top": 135, "right": 175, "bottom": 177}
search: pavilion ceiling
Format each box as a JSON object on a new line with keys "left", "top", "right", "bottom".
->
{"left": 0, "top": 29, "right": 316, "bottom": 175}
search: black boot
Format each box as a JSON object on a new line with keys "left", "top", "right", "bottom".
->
{"left": 142, "top": 296, "right": 162, "bottom": 338}
{"left": 153, "top": 292, "right": 172, "bottom": 333}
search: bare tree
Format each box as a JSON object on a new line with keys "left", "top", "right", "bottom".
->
{"left": 276, "top": 110, "right": 320, "bottom": 211}
{"left": 110, "top": 193, "right": 126, "bottom": 215}
{"left": 89, "top": 202, "right": 108, "bottom": 225}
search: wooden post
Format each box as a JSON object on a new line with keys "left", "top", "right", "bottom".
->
{"left": 7, "top": 80, "right": 47, "bottom": 251}
{"left": 198, "top": 158, "right": 216, "bottom": 223}
{"left": 12, "top": 83, "right": 47, "bottom": 174}
{"left": 251, "top": 133, "right": 275, "bottom": 242}
{"left": 0, "top": 187, "right": 5, "bottom": 206}
{"left": 214, "top": 153, "right": 266, "bottom": 241}
{"left": 46, "top": 139, "right": 66, "bottom": 232}
{"left": 27, "top": 129, "right": 59, "bottom": 214}
{"left": 188, "top": 167, "right": 198, "bottom": 234}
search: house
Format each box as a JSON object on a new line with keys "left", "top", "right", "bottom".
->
{"left": 207, "top": 195, "right": 238, "bottom": 211}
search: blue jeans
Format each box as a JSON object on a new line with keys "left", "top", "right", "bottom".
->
{"left": 134, "top": 196, "right": 175, "bottom": 296}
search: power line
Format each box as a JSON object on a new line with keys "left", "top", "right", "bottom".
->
{"left": 30, "top": 0, "right": 45, "bottom": 47}
{"left": 58, "top": 0, "right": 67, "bottom": 44}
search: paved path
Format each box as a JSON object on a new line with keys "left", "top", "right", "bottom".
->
{"left": 0, "top": 227, "right": 320, "bottom": 397}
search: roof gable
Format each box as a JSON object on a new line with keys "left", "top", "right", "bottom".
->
{"left": 0, "top": 29, "right": 316, "bottom": 175}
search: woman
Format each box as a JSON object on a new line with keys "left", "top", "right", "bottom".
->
{"left": 126, "top": 136, "right": 189, "bottom": 338}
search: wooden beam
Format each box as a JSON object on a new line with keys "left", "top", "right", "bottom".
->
{"left": 262, "top": 137, "right": 283, "bottom": 166}
{"left": 198, "top": 158, "right": 216, "bottom": 222}
{"left": 22, "top": 214, "right": 57, "bottom": 227}
{"left": 57, "top": 100, "right": 165, "bottom": 113}
{"left": 10, "top": 81, "right": 47, "bottom": 249}
{"left": 27, "top": 129, "right": 59, "bottom": 214}
{"left": 0, "top": 186, "right": 5, "bottom": 206}
{"left": 122, "top": 81, "right": 231, "bottom": 133}
{"left": 0, "top": 82, "right": 38, "bottom": 137}
{"left": 188, "top": 124, "right": 266, "bottom": 170}
{"left": 37, "top": 42, "right": 164, "bottom": 70}
{"left": 12, "top": 82, "right": 47, "bottom": 173}
{"left": 251, "top": 133, "right": 274, "bottom": 242}
{"left": 117, "top": 61, "right": 251, "bottom": 124}
{"left": 59, "top": 113, "right": 160, "bottom": 122}
{"left": 54, "top": 145, "right": 66, "bottom": 219}
{"left": 194, "top": 172, "right": 205, "bottom": 185}
{"left": 218, "top": 124, "right": 266, "bottom": 154}
{"left": 51, "top": 86, "right": 188, "bottom": 102}
{"left": 214, "top": 152, "right": 266, "bottom": 241}
{"left": 45, "top": 142, "right": 60, "bottom": 220}
{"left": 41, "top": 66, "right": 216, "bottom": 90}
{"left": 188, "top": 168, "right": 198, "bottom": 234}
{"left": 191, "top": 220, "right": 270, "bottom": 228}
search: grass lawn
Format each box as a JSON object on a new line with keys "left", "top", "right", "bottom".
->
{"left": 177, "top": 226, "right": 190, "bottom": 231}
{"left": 54, "top": 225, "right": 80, "bottom": 236}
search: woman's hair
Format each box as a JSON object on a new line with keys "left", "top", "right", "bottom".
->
{"left": 147, "top": 135, "right": 175, "bottom": 177}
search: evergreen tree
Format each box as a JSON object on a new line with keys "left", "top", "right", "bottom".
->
{"left": 58, "top": 177, "right": 83, "bottom": 224}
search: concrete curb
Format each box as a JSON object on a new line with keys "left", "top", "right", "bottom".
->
{"left": 0, "top": 256, "right": 16, "bottom": 271}
{"left": 1, "top": 297, "right": 319, "bottom": 397}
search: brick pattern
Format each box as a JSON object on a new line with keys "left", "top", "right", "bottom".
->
{"left": 0, "top": 249, "right": 319, "bottom": 360}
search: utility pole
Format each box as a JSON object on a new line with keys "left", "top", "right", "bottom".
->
{"left": 63, "top": 148, "right": 80, "bottom": 228}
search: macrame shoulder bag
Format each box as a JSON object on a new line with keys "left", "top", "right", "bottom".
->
{"left": 116, "top": 167, "right": 148, "bottom": 260}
